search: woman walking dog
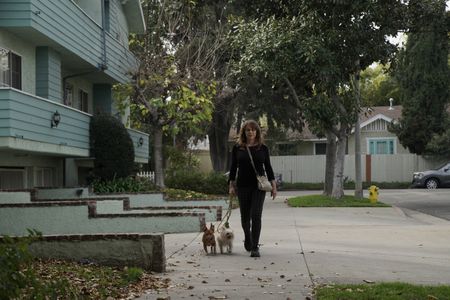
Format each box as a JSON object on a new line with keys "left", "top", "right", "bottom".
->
{"left": 228, "top": 120, "right": 277, "bottom": 257}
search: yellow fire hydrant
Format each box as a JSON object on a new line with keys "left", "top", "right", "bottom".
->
{"left": 368, "top": 185, "right": 379, "bottom": 204}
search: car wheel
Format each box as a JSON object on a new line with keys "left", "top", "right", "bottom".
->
{"left": 425, "top": 178, "right": 439, "bottom": 189}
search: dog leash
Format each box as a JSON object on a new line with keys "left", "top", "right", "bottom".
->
{"left": 216, "top": 195, "right": 234, "bottom": 232}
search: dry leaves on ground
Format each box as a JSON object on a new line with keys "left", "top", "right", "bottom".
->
{"left": 21, "top": 258, "right": 170, "bottom": 299}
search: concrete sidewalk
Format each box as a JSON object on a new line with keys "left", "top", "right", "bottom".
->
{"left": 141, "top": 191, "right": 450, "bottom": 299}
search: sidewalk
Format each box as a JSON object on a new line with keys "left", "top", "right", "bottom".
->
{"left": 141, "top": 191, "right": 450, "bottom": 300}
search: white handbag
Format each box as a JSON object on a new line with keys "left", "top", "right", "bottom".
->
{"left": 246, "top": 146, "right": 272, "bottom": 192}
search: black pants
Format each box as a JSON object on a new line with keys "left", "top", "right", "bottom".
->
{"left": 237, "top": 187, "right": 266, "bottom": 250}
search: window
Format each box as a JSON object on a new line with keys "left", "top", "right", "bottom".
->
{"left": 35, "top": 168, "right": 53, "bottom": 187}
{"left": 79, "top": 89, "right": 89, "bottom": 113}
{"left": 314, "top": 142, "right": 327, "bottom": 155}
{"left": 0, "top": 47, "right": 22, "bottom": 89}
{"left": 0, "top": 168, "right": 26, "bottom": 189}
{"left": 64, "top": 83, "right": 73, "bottom": 106}
{"left": 368, "top": 139, "right": 395, "bottom": 155}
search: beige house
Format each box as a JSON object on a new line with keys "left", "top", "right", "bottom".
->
{"left": 272, "top": 105, "right": 409, "bottom": 156}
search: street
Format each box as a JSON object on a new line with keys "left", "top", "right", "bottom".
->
{"left": 376, "top": 189, "right": 450, "bottom": 221}
{"left": 278, "top": 188, "right": 450, "bottom": 221}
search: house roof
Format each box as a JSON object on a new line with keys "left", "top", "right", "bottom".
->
{"left": 276, "top": 105, "right": 405, "bottom": 142}
{"left": 360, "top": 105, "right": 403, "bottom": 126}
{"left": 216, "top": 104, "right": 449, "bottom": 147}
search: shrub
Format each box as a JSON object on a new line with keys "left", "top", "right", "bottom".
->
{"left": 165, "top": 169, "right": 204, "bottom": 191}
{"left": 165, "top": 170, "right": 228, "bottom": 195}
{"left": 0, "top": 230, "right": 75, "bottom": 299}
{"left": 0, "top": 235, "right": 34, "bottom": 299}
{"left": 90, "top": 115, "right": 135, "bottom": 181}
{"left": 165, "top": 146, "right": 200, "bottom": 177}
{"left": 201, "top": 172, "right": 228, "bottom": 195}
{"left": 92, "top": 177, "right": 157, "bottom": 194}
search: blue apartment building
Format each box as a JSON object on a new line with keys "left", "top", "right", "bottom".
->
{"left": 0, "top": 0, "right": 148, "bottom": 189}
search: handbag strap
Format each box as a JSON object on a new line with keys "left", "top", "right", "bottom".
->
{"left": 246, "top": 146, "right": 260, "bottom": 177}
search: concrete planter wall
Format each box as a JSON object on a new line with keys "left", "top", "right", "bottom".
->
{"left": 27, "top": 233, "right": 166, "bottom": 272}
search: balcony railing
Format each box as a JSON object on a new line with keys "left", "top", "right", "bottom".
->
{"left": 0, "top": 88, "right": 148, "bottom": 161}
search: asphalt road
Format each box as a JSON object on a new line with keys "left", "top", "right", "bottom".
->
{"left": 375, "top": 188, "right": 450, "bottom": 221}
{"left": 278, "top": 188, "right": 450, "bottom": 221}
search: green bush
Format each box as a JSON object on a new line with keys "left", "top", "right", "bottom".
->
{"left": 90, "top": 115, "right": 135, "bottom": 181}
{"left": 201, "top": 172, "right": 228, "bottom": 195}
{"left": 0, "top": 235, "right": 34, "bottom": 299}
{"left": 92, "top": 176, "right": 157, "bottom": 194}
{"left": 165, "top": 171, "right": 228, "bottom": 195}
{"left": 165, "top": 146, "right": 200, "bottom": 177}
{"left": 0, "top": 230, "right": 75, "bottom": 299}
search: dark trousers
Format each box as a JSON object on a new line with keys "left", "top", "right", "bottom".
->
{"left": 237, "top": 187, "right": 266, "bottom": 250}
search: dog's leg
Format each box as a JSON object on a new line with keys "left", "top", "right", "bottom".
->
{"left": 203, "top": 243, "right": 207, "bottom": 254}
{"left": 219, "top": 242, "right": 224, "bottom": 254}
{"left": 228, "top": 243, "right": 232, "bottom": 254}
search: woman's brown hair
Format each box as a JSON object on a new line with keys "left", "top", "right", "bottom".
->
{"left": 237, "top": 119, "right": 264, "bottom": 147}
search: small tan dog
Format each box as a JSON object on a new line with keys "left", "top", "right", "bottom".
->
{"left": 217, "top": 225, "right": 235, "bottom": 254}
{"left": 202, "top": 223, "right": 216, "bottom": 254}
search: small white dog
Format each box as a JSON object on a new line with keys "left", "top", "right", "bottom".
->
{"left": 216, "top": 225, "right": 235, "bottom": 254}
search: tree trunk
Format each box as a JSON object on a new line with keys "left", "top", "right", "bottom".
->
{"left": 153, "top": 128, "right": 165, "bottom": 187}
{"left": 208, "top": 93, "right": 235, "bottom": 172}
{"left": 323, "top": 130, "right": 337, "bottom": 196}
{"left": 353, "top": 68, "right": 363, "bottom": 199}
{"left": 331, "top": 127, "right": 347, "bottom": 199}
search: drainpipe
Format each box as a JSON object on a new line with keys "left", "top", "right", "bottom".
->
{"left": 100, "top": 0, "right": 108, "bottom": 71}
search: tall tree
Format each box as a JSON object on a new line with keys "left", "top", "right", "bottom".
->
{"left": 117, "top": 0, "right": 221, "bottom": 187}
{"left": 360, "top": 64, "right": 401, "bottom": 107}
{"left": 390, "top": 0, "right": 449, "bottom": 154}
{"left": 229, "top": 1, "right": 406, "bottom": 198}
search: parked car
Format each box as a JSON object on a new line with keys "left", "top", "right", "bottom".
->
{"left": 412, "top": 162, "right": 450, "bottom": 189}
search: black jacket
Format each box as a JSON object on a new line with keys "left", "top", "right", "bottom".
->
{"left": 229, "top": 144, "right": 275, "bottom": 188}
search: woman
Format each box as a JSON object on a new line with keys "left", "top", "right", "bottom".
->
{"left": 228, "top": 120, "right": 277, "bottom": 257}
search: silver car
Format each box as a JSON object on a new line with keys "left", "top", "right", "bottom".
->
{"left": 412, "top": 162, "right": 450, "bottom": 189}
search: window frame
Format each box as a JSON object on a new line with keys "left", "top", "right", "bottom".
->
{"left": 367, "top": 137, "right": 396, "bottom": 155}
{"left": 34, "top": 167, "right": 54, "bottom": 188}
{"left": 78, "top": 89, "right": 89, "bottom": 113}
{"left": 0, "top": 47, "right": 22, "bottom": 90}
{"left": 0, "top": 167, "right": 27, "bottom": 189}
{"left": 314, "top": 142, "right": 327, "bottom": 155}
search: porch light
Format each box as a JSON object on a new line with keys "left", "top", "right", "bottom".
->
{"left": 51, "top": 110, "right": 61, "bottom": 128}
{"left": 138, "top": 137, "right": 144, "bottom": 147}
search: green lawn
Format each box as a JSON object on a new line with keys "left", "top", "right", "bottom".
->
{"left": 287, "top": 194, "right": 390, "bottom": 207}
{"left": 315, "top": 282, "right": 450, "bottom": 299}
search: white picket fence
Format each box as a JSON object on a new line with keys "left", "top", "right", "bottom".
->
{"left": 270, "top": 154, "right": 445, "bottom": 183}
{"left": 136, "top": 171, "right": 155, "bottom": 182}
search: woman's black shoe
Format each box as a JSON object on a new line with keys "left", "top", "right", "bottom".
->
{"left": 250, "top": 249, "right": 260, "bottom": 257}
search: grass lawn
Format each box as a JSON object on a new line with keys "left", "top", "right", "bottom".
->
{"left": 315, "top": 282, "right": 450, "bottom": 299}
{"left": 287, "top": 194, "right": 390, "bottom": 207}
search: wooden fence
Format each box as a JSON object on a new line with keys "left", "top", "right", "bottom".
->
{"left": 270, "top": 154, "right": 445, "bottom": 183}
